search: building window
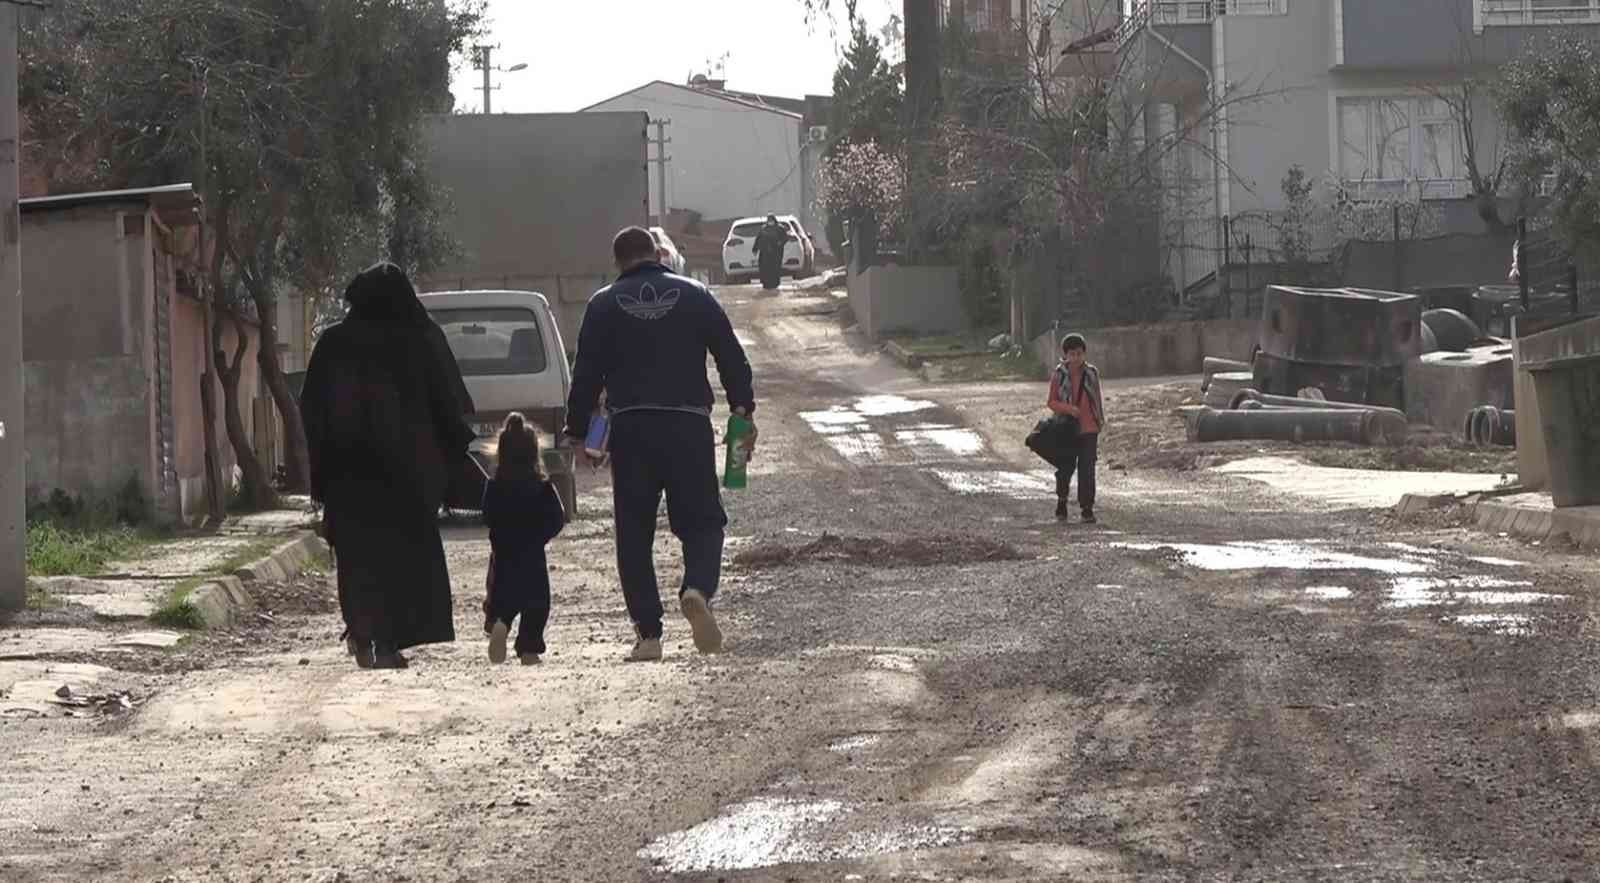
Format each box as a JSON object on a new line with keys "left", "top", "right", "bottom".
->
{"left": 1338, "top": 95, "right": 1466, "bottom": 199}
{"left": 1481, "top": 0, "right": 1600, "bottom": 27}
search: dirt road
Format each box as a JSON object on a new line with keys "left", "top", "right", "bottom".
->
{"left": 4, "top": 283, "right": 1600, "bottom": 882}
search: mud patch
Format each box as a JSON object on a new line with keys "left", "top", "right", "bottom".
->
{"left": 733, "top": 533, "right": 1028, "bottom": 570}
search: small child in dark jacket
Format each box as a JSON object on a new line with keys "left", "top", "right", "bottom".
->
{"left": 482, "top": 413, "right": 566, "bottom": 665}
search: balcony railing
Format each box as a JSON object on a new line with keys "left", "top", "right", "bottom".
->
{"left": 1480, "top": 0, "right": 1600, "bottom": 27}
{"left": 1338, "top": 177, "right": 1473, "bottom": 202}
{"left": 1118, "top": 0, "right": 1288, "bottom": 45}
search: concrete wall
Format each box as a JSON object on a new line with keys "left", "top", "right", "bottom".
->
{"left": 1220, "top": 3, "right": 1335, "bottom": 214}
{"left": 1512, "top": 313, "right": 1600, "bottom": 491}
{"left": 21, "top": 204, "right": 155, "bottom": 508}
{"left": 1342, "top": 231, "right": 1518, "bottom": 292}
{"left": 1341, "top": 0, "right": 1600, "bottom": 69}
{"left": 417, "top": 112, "right": 650, "bottom": 348}
{"left": 585, "top": 83, "right": 804, "bottom": 223}
{"left": 847, "top": 264, "right": 968, "bottom": 342}
{"left": 1031, "top": 318, "right": 1258, "bottom": 380}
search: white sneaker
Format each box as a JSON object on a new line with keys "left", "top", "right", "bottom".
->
{"left": 487, "top": 621, "right": 509, "bottom": 664}
{"left": 625, "top": 637, "right": 664, "bottom": 663}
{"left": 680, "top": 589, "right": 724, "bottom": 655}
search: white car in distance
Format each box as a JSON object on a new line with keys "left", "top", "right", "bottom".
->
{"left": 722, "top": 216, "right": 808, "bottom": 283}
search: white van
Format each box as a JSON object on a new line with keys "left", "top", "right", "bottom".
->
{"left": 419, "top": 290, "right": 577, "bottom": 517}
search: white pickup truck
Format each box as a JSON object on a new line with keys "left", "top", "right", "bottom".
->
{"left": 419, "top": 290, "right": 578, "bottom": 518}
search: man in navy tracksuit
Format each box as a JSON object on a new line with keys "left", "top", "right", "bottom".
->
{"left": 565, "top": 227, "right": 757, "bottom": 662}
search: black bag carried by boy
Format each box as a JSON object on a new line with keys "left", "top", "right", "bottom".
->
{"left": 1025, "top": 413, "right": 1079, "bottom": 467}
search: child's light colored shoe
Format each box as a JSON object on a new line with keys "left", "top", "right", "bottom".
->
{"left": 488, "top": 620, "right": 509, "bottom": 664}
{"left": 518, "top": 652, "right": 541, "bottom": 666}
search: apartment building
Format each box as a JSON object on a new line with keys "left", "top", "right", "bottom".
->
{"left": 1111, "top": 0, "right": 1599, "bottom": 294}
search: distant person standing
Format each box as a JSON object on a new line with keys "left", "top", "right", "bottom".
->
{"left": 752, "top": 214, "right": 788, "bottom": 290}
{"left": 566, "top": 227, "right": 757, "bottom": 662}
{"left": 300, "top": 262, "right": 476, "bottom": 669}
{"left": 1046, "top": 333, "right": 1106, "bottom": 524}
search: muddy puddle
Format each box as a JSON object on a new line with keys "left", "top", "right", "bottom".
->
{"left": 733, "top": 533, "right": 1028, "bottom": 570}
{"left": 637, "top": 796, "right": 966, "bottom": 873}
{"left": 1120, "top": 539, "right": 1562, "bottom": 636}
{"left": 1116, "top": 540, "right": 1431, "bottom": 574}
{"left": 929, "top": 469, "right": 1054, "bottom": 498}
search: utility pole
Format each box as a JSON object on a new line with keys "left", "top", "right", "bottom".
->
{"left": 649, "top": 118, "right": 672, "bottom": 226}
{"left": 474, "top": 44, "right": 494, "bottom": 114}
{"left": 467, "top": 44, "right": 492, "bottom": 114}
{"left": 0, "top": 2, "right": 23, "bottom": 610}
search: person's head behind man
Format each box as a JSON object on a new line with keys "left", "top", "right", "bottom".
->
{"left": 613, "top": 226, "right": 660, "bottom": 274}
{"left": 1061, "top": 333, "right": 1088, "bottom": 368}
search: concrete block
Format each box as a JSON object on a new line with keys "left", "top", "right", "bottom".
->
{"left": 850, "top": 265, "right": 966, "bottom": 342}
{"left": 235, "top": 532, "right": 327, "bottom": 584}
{"left": 188, "top": 576, "right": 252, "bottom": 629}
{"left": 1404, "top": 346, "right": 1515, "bottom": 432}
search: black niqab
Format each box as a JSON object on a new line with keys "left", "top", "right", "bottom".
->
{"left": 299, "top": 261, "right": 476, "bottom": 651}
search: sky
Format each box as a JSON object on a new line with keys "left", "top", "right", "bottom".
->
{"left": 448, "top": 0, "right": 903, "bottom": 114}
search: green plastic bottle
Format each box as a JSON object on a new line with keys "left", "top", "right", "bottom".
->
{"left": 723, "top": 413, "right": 754, "bottom": 490}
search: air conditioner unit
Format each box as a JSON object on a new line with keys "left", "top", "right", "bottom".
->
{"left": 808, "top": 125, "right": 828, "bottom": 144}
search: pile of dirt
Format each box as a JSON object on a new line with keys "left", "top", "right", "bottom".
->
{"left": 733, "top": 533, "right": 1028, "bottom": 570}
{"left": 251, "top": 574, "right": 337, "bottom": 617}
{"left": 1301, "top": 437, "right": 1518, "bottom": 475}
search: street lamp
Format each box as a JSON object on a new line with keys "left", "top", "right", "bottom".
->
{"left": 472, "top": 45, "right": 528, "bottom": 113}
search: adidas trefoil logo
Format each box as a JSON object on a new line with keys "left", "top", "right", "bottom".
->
{"left": 619, "top": 283, "right": 681, "bottom": 320}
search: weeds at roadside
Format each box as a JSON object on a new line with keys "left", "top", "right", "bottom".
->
{"left": 25, "top": 521, "right": 157, "bottom": 577}
{"left": 24, "top": 480, "right": 165, "bottom": 577}
{"left": 149, "top": 577, "right": 206, "bottom": 630}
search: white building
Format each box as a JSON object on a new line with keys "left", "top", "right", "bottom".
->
{"left": 582, "top": 80, "right": 809, "bottom": 228}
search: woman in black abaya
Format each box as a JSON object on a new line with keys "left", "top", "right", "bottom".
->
{"left": 300, "top": 262, "right": 475, "bottom": 669}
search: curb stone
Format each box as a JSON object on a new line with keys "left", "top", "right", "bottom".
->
{"left": 186, "top": 531, "right": 330, "bottom": 629}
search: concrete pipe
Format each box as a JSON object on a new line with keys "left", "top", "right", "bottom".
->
{"left": 1233, "top": 389, "right": 1375, "bottom": 412}
{"left": 1421, "top": 322, "right": 1439, "bottom": 355}
{"left": 1465, "top": 405, "right": 1516, "bottom": 447}
{"left": 1421, "top": 308, "right": 1483, "bottom": 353}
{"left": 1250, "top": 402, "right": 1409, "bottom": 441}
{"left": 1207, "top": 372, "right": 1255, "bottom": 409}
{"left": 1202, "top": 357, "right": 1252, "bottom": 392}
{"left": 1189, "top": 406, "right": 1403, "bottom": 446}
